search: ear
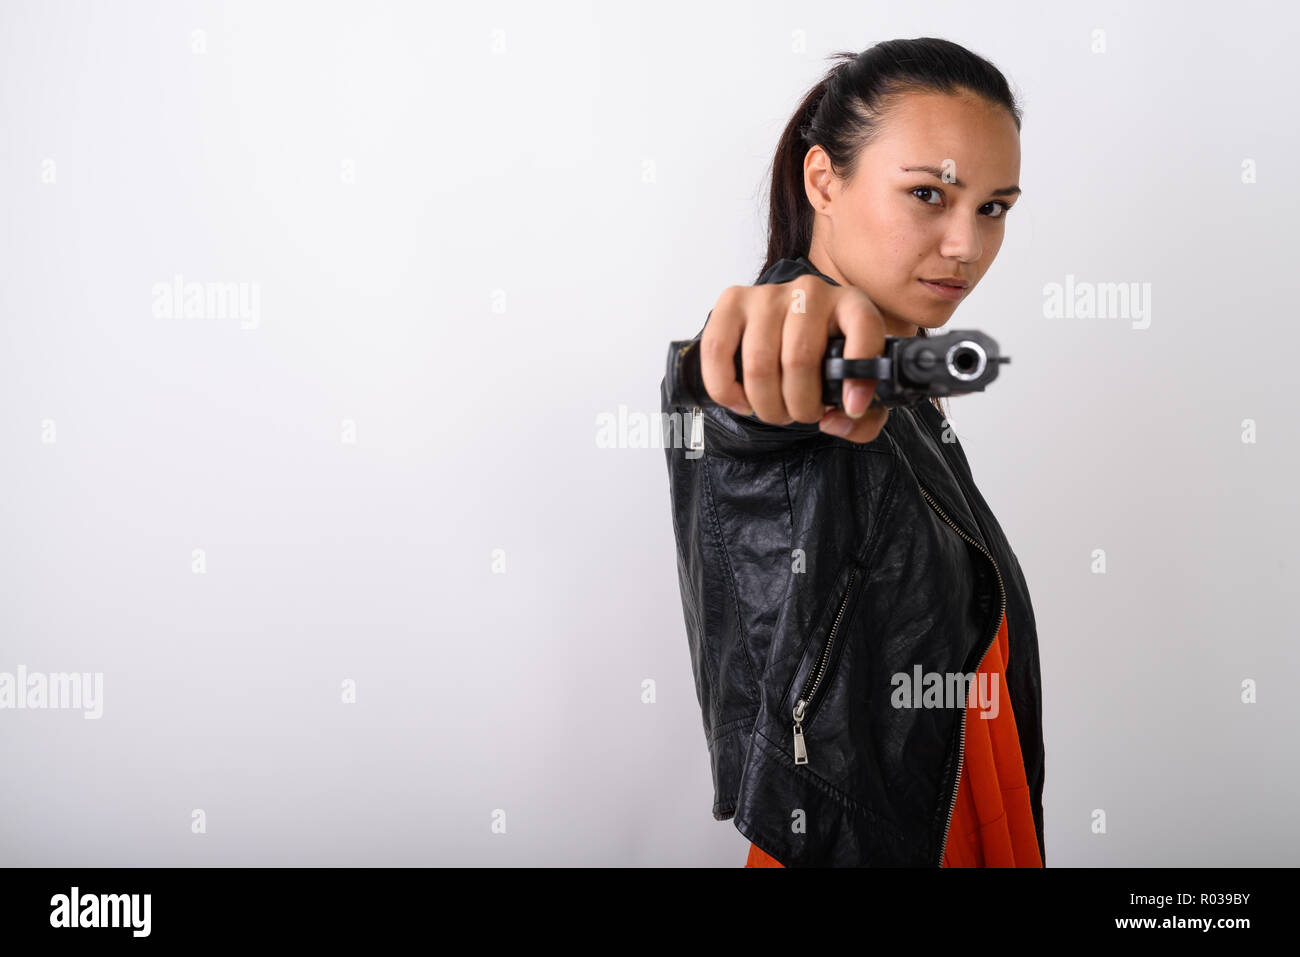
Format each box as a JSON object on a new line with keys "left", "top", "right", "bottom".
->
{"left": 804, "top": 145, "right": 835, "bottom": 214}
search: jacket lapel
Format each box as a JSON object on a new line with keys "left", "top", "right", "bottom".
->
{"left": 886, "top": 405, "right": 988, "bottom": 550}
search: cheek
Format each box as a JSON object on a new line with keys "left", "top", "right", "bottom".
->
{"left": 877, "top": 209, "right": 931, "bottom": 263}
{"left": 846, "top": 193, "right": 901, "bottom": 243}
{"left": 856, "top": 210, "right": 914, "bottom": 265}
{"left": 982, "top": 228, "right": 1006, "bottom": 264}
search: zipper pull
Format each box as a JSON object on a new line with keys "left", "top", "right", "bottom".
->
{"left": 688, "top": 406, "right": 704, "bottom": 452}
{"left": 792, "top": 699, "right": 808, "bottom": 765}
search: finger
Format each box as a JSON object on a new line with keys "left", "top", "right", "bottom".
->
{"left": 818, "top": 405, "right": 889, "bottom": 444}
{"left": 740, "top": 287, "right": 791, "bottom": 425}
{"left": 698, "top": 290, "right": 753, "bottom": 415}
{"left": 827, "top": 289, "right": 887, "bottom": 420}
{"left": 781, "top": 278, "right": 833, "bottom": 423}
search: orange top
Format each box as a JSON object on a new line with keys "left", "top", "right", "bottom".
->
{"left": 745, "top": 608, "right": 1042, "bottom": 867}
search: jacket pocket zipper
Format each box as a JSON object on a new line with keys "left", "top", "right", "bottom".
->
{"left": 688, "top": 406, "right": 704, "bottom": 452}
{"left": 917, "top": 482, "right": 1007, "bottom": 868}
{"left": 791, "top": 567, "right": 859, "bottom": 766}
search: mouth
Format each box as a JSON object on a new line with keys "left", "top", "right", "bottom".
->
{"left": 919, "top": 278, "right": 969, "bottom": 300}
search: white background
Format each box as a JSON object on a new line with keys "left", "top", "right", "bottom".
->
{"left": 1, "top": 0, "right": 1297, "bottom": 865}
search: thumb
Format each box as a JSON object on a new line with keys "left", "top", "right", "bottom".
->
{"left": 817, "top": 405, "right": 889, "bottom": 444}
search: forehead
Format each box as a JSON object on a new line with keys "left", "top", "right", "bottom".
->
{"left": 866, "top": 90, "right": 1020, "bottom": 176}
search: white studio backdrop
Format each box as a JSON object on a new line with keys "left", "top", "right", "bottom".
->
{"left": 1, "top": 0, "right": 1297, "bottom": 866}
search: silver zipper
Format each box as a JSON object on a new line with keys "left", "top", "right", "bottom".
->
{"left": 688, "top": 406, "right": 704, "bottom": 452}
{"left": 791, "top": 567, "right": 859, "bottom": 766}
{"left": 917, "top": 482, "right": 1006, "bottom": 868}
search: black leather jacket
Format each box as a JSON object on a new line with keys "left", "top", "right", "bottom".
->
{"left": 660, "top": 256, "right": 1045, "bottom": 867}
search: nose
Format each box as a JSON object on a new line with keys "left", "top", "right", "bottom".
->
{"left": 939, "top": 212, "right": 982, "bottom": 264}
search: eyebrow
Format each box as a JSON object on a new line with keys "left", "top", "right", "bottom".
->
{"left": 900, "top": 165, "right": 1021, "bottom": 197}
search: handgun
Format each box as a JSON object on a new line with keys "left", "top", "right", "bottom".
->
{"left": 665, "top": 329, "right": 1009, "bottom": 412}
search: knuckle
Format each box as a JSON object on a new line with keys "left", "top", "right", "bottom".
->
{"left": 699, "top": 332, "right": 729, "bottom": 361}
{"left": 786, "top": 402, "right": 822, "bottom": 424}
{"left": 783, "top": 339, "right": 822, "bottom": 373}
{"left": 744, "top": 344, "right": 780, "bottom": 376}
{"left": 788, "top": 276, "right": 825, "bottom": 311}
{"left": 715, "top": 285, "right": 742, "bottom": 310}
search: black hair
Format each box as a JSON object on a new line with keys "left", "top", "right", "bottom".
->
{"left": 760, "top": 37, "right": 1023, "bottom": 422}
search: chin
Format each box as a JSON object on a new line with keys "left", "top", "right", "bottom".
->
{"left": 916, "top": 309, "right": 957, "bottom": 331}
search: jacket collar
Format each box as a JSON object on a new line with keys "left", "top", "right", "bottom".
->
{"left": 886, "top": 403, "right": 989, "bottom": 551}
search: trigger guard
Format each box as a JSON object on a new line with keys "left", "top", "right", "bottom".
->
{"left": 824, "top": 357, "right": 891, "bottom": 381}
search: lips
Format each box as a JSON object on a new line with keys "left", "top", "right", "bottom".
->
{"left": 919, "top": 278, "right": 969, "bottom": 301}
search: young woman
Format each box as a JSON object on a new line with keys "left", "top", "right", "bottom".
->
{"left": 660, "top": 38, "right": 1045, "bottom": 866}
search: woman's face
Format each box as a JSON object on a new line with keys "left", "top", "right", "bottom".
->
{"left": 804, "top": 89, "right": 1021, "bottom": 338}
